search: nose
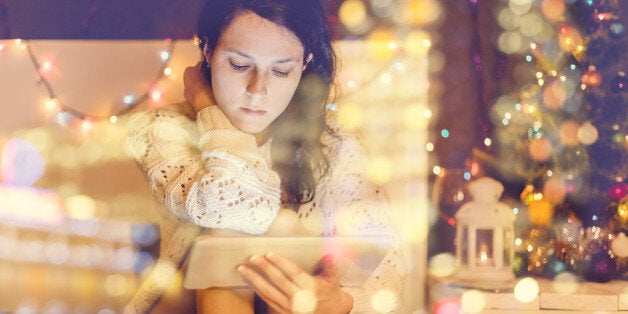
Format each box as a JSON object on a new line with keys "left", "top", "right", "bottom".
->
{"left": 246, "top": 71, "right": 267, "bottom": 98}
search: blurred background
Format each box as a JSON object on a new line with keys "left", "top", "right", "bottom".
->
{"left": 0, "top": 0, "right": 626, "bottom": 313}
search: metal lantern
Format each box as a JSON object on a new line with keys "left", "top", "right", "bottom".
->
{"left": 455, "top": 177, "right": 516, "bottom": 282}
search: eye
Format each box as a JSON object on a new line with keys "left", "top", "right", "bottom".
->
{"left": 272, "top": 69, "right": 290, "bottom": 77}
{"left": 229, "top": 60, "right": 249, "bottom": 72}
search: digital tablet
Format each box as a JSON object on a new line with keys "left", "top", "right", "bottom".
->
{"left": 182, "top": 235, "right": 394, "bottom": 289}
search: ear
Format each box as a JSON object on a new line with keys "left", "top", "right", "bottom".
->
{"left": 202, "top": 43, "right": 212, "bottom": 65}
{"left": 303, "top": 53, "right": 313, "bottom": 71}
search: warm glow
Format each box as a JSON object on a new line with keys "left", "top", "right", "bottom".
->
{"left": 428, "top": 253, "right": 456, "bottom": 277}
{"left": 159, "top": 50, "right": 170, "bottom": 61}
{"left": 151, "top": 89, "right": 162, "bottom": 102}
{"left": 44, "top": 98, "right": 58, "bottom": 111}
{"left": 552, "top": 272, "right": 580, "bottom": 295}
{"left": 461, "top": 290, "right": 486, "bottom": 313}
{"left": 370, "top": 289, "right": 398, "bottom": 313}
{"left": 292, "top": 290, "right": 317, "bottom": 313}
{"left": 65, "top": 194, "right": 97, "bottom": 219}
{"left": 40, "top": 60, "right": 53, "bottom": 72}
{"left": 339, "top": 0, "right": 367, "bottom": 29}
{"left": 514, "top": 277, "right": 539, "bottom": 303}
{"left": 0, "top": 185, "right": 64, "bottom": 224}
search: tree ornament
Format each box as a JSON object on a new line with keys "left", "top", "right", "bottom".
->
{"left": 608, "top": 182, "right": 628, "bottom": 200}
{"left": 577, "top": 122, "right": 599, "bottom": 145}
{"left": 552, "top": 207, "right": 585, "bottom": 274}
{"left": 581, "top": 66, "right": 602, "bottom": 87}
{"left": 519, "top": 227, "right": 556, "bottom": 276}
{"left": 582, "top": 227, "right": 616, "bottom": 282}
{"left": 558, "top": 120, "right": 580, "bottom": 146}
{"left": 546, "top": 257, "right": 569, "bottom": 277}
{"left": 529, "top": 137, "right": 553, "bottom": 162}
{"left": 543, "top": 79, "right": 567, "bottom": 110}
{"left": 528, "top": 198, "right": 555, "bottom": 227}
{"left": 543, "top": 177, "right": 568, "bottom": 205}
{"left": 615, "top": 196, "right": 628, "bottom": 229}
{"left": 609, "top": 22, "right": 625, "bottom": 39}
{"left": 611, "top": 232, "right": 628, "bottom": 259}
{"left": 610, "top": 72, "right": 626, "bottom": 93}
{"left": 513, "top": 251, "right": 528, "bottom": 276}
{"left": 611, "top": 232, "right": 628, "bottom": 279}
{"left": 584, "top": 250, "right": 617, "bottom": 282}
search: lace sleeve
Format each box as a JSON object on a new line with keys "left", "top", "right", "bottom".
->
{"left": 322, "top": 130, "right": 406, "bottom": 313}
{"left": 125, "top": 104, "right": 281, "bottom": 234}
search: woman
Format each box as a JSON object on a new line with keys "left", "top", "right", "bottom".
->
{"left": 125, "top": 0, "right": 405, "bottom": 313}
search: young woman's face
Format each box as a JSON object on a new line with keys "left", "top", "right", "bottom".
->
{"left": 205, "top": 11, "right": 307, "bottom": 136}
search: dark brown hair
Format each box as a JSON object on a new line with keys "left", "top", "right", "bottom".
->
{"left": 196, "top": 0, "right": 337, "bottom": 209}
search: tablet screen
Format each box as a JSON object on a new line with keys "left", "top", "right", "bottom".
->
{"left": 183, "top": 235, "right": 394, "bottom": 289}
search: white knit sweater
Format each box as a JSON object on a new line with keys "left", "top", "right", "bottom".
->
{"left": 124, "top": 102, "right": 405, "bottom": 313}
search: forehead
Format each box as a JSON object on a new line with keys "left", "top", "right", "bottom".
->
{"left": 217, "top": 11, "right": 304, "bottom": 58}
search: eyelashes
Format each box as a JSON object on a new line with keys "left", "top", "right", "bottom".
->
{"left": 229, "top": 60, "right": 291, "bottom": 77}
{"left": 229, "top": 60, "right": 249, "bottom": 72}
{"left": 273, "top": 70, "right": 289, "bottom": 77}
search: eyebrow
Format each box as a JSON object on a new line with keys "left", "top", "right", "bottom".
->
{"left": 226, "top": 49, "right": 300, "bottom": 64}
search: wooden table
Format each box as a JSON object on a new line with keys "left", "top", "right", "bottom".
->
{"left": 429, "top": 276, "right": 627, "bottom": 313}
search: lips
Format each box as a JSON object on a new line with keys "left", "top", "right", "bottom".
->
{"left": 240, "top": 107, "right": 266, "bottom": 115}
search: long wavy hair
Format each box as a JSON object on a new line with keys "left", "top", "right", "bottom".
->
{"left": 196, "top": 0, "right": 337, "bottom": 210}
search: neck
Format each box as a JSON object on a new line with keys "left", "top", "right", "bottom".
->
{"left": 255, "top": 129, "right": 269, "bottom": 146}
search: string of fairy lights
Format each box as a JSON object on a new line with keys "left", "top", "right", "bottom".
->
{"left": 8, "top": 38, "right": 177, "bottom": 130}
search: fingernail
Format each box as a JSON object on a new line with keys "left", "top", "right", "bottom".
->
{"left": 323, "top": 253, "right": 336, "bottom": 265}
{"left": 265, "top": 252, "right": 274, "bottom": 259}
{"left": 249, "top": 255, "right": 261, "bottom": 264}
{"left": 237, "top": 265, "right": 247, "bottom": 274}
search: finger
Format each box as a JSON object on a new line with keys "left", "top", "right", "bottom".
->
{"left": 264, "top": 252, "right": 315, "bottom": 288}
{"left": 237, "top": 265, "right": 292, "bottom": 311}
{"left": 319, "top": 254, "right": 338, "bottom": 278}
{"left": 248, "top": 255, "right": 301, "bottom": 296}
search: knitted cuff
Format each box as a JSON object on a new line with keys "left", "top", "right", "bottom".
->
{"left": 199, "top": 129, "right": 258, "bottom": 155}
{"left": 196, "top": 106, "right": 234, "bottom": 132}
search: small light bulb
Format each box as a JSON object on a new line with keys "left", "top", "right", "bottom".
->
{"left": 81, "top": 119, "right": 93, "bottom": 131}
{"left": 44, "top": 99, "right": 58, "bottom": 111}
{"left": 160, "top": 51, "right": 170, "bottom": 61}
{"left": 163, "top": 67, "right": 173, "bottom": 76}
{"left": 123, "top": 95, "right": 135, "bottom": 105}
{"left": 41, "top": 60, "right": 53, "bottom": 72}
{"left": 151, "top": 89, "right": 162, "bottom": 101}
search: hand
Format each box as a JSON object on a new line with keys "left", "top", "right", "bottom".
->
{"left": 238, "top": 253, "right": 353, "bottom": 314}
{"left": 183, "top": 62, "right": 215, "bottom": 113}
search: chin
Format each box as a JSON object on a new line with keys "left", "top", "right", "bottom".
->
{"left": 236, "top": 125, "right": 266, "bottom": 135}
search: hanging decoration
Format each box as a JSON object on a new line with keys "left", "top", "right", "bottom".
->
{"left": 21, "top": 38, "right": 176, "bottom": 126}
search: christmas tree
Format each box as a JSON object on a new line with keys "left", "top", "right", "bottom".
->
{"left": 490, "top": 0, "right": 627, "bottom": 281}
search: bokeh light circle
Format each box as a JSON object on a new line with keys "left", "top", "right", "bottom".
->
{"left": 461, "top": 289, "right": 486, "bottom": 313}
{"left": 514, "top": 277, "right": 539, "bottom": 303}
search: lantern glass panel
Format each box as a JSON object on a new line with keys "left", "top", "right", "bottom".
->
{"left": 476, "top": 229, "right": 494, "bottom": 267}
{"left": 460, "top": 226, "right": 468, "bottom": 266}
{"left": 503, "top": 228, "right": 513, "bottom": 266}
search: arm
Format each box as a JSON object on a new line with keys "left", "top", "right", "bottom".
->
{"left": 125, "top": 72, "right": 281, "bottom": 235}
{"left": 236, "top": 128, "right": 405, "bottom": 313}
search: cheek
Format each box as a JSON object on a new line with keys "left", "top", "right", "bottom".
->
{"left": 210, "top": 68, "right": 241, "bottom": 107}
{"left": 274, "top": 77, "right": 302, "bottom": 104}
